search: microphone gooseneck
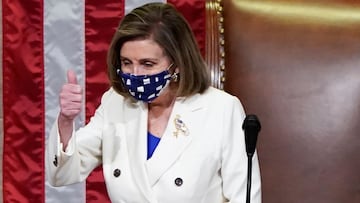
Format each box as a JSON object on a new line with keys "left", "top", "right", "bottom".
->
{"left": 242, "top": 114, "right": 261, "bottom": 203}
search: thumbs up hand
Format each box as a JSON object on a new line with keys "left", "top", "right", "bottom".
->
{"left": 59, "top": 70, "right": 83, "bottom": 122}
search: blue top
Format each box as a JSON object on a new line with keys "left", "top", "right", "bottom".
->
{"left": 147, "top": 132, "right": 161, "bottom": 159}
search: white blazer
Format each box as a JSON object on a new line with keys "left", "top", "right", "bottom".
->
{"left": 46, "top": 87, "right": 261, "bottom": 203}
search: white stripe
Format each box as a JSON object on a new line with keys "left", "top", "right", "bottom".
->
{"left": 44, "top": 0, "right": 86, "bottom": 202}
{"left": 125, "top": 0, "right": 167, "bottom": 14}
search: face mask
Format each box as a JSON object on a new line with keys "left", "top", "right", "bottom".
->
{"left": 117, "top": 64, "right": 175, "bottom": 102}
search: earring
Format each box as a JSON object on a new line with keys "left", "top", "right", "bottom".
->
{"left": 171, "top": 73, "right": 179, "bottom": 82}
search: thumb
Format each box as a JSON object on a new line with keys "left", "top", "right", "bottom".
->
{"left": 67, "top": 70, "right": 78, "bottom": 84}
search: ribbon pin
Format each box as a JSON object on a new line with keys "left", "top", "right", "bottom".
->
{"left": 173, "top": 114, "right": 189, "bottom": 138}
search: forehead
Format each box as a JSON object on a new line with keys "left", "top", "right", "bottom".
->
{"left": 120, "top": 39, "right": 165, "bottom": 59}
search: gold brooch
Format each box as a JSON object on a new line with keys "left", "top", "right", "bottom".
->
{"left": 173, "top": 114, "right": 189, "bottom": 138}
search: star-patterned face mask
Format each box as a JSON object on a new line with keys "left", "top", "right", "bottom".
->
{"left": 117, "top": 63, "right": 175, "bottom": 102}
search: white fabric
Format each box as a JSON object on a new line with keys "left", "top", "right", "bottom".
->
{"left": 44, "top": 0, "right": 86, "bottom": 202}
{"left": 46, "top": 87, "right": 262, "bottom": 203}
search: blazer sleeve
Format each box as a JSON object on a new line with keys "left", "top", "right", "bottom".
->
{"left": 221, "top": 96, "right": 262, "bottom": 203}
{"left": 46, "top": 88, "right": 114, "bottom": 186}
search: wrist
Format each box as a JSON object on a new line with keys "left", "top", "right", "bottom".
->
{"left": 58, "top": 113, "right": 73, "bottom": 125}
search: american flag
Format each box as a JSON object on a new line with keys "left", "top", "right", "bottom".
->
{"left": 1, "top": 0, "right": 206, "bottom": 202}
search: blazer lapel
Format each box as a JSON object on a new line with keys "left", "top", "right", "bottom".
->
{"left": 145, "top": 94, "right": 204, "bottom": 186}
{"left": 123, "top": 102, "right": 156, "bottom": 202}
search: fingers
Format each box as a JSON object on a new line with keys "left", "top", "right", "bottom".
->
{"left": 59, "top": 70, "right": 83, "bottom": 121}
{"left": 67, "top": 69, "right": 78, "bottom": 84}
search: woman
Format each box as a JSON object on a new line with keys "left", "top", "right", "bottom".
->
{"left": 46, "top": 2, "right": 261, "bottom": 203}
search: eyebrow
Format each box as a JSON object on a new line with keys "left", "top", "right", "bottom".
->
{"left": 119, "top": 56, "right": 160, "bottom": 63}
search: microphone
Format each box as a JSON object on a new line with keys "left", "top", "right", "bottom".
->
{"left": 242, "top": 114, "right": 261, "bottom": 203}
{"left": 242, "top": 114, "right": 261, "bottom": 158}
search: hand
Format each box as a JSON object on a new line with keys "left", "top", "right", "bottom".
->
{"left": 59, "top": 70, "right": 82, "bottom": 122}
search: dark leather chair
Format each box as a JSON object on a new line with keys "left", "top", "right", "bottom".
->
{"left": 206, "top": 0, "right": 360, "bottom": 202}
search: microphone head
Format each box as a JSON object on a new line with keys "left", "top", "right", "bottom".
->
{"left": 242, "top": 114, "right": 261, "bottom": 131}
{"left": 242, "top": 114, "right": 261, "bottom": 157}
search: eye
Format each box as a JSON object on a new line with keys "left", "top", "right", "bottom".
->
{"left": 140, "top": 60, "right": 157, "bottom": 68}
{"left": 121, "top": 60, "right": 131, "bottom": 66}
{"left": 143, "top": 62, "right": 154, "bottom": 67}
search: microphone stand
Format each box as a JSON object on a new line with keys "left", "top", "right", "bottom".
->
{"left": 242, "top": 114, "right": 261, "bottom": 203}
{"left": 246, "top": 153, "right": 253, "bottom": 203}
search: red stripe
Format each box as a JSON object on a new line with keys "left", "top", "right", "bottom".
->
{"left": 2, "top": 0, "right": 45, "bottom": 202}
{"left": 84, "top": 0, "right": 124, "bottom": 202}
{"left": 168, "top": 0, "right": 206, "bottom": 57}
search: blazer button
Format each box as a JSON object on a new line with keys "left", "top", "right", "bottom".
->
{"left": 113, "top": 169, "right": 121, "bottom": 177}
{"left": 53, "top": 155, "right": 58, "bottom": 167}
{"left": 174, "top": 177, "right": 183, "bottom": 186}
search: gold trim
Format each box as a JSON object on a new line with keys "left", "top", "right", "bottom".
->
{"left": 233, "top": 1, "right": 360, "bottom": 26}
{"left": 206, "top": 0, "right": 225, "bottom": 90}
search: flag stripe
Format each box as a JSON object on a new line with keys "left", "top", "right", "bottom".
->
{"left": 168, "top": 0, "right": 206, "bottom": 57}
{"left": 2, "top": 0, "right": 45, "bottom": 202}
{"left": 0, "top": 3, "right": 3, "bottom": 200}
{"left": 84, "top": 0, "right": 123, "bottom": 123}
{"left": 84, "top": 0, "right": 124, "bottom": 200}
{"left": 44, "top": 0, "right": 86, "bottom": 202}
